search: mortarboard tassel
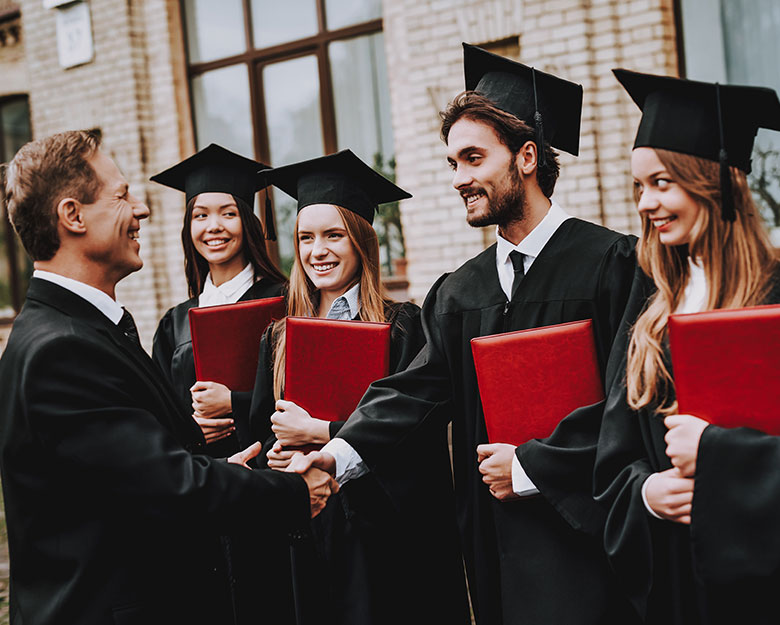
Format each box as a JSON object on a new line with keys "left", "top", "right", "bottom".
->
{"left": 715, "top": 83, "right": 736, "bottom": 222}
{"left": 531, "top": 68, "right": 546, "bottom": 168}
{"left": 264, "top": 187, "right": 276, "bottom": 241}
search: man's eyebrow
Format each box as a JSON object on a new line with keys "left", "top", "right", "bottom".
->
{"left": 457, "top": 146, "right": 484, "bottom": 159}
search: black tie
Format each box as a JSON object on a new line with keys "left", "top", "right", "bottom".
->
{"left": 510, "top": 250, "right": 525, "bottom": 300}
{"left": 118, "top": 308, "right": 140, "bottom": 346}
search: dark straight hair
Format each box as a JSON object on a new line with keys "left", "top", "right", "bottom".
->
{"left": 181, "top": 193, "right": 287, "bottom": 298}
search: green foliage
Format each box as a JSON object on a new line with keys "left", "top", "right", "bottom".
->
{"left": 372, "top": 153, "right": 406, "bottom": 275}
{"left": 749, "top": 146, "right": 780, "bottom": 227}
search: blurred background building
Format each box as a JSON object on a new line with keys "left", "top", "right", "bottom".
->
{"left": 0, "top": 0, "right": 779, "bottom": 350}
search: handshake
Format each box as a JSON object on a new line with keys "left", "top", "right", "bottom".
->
{"left": 229, "top": 444, "right": 338, "bottom": 518}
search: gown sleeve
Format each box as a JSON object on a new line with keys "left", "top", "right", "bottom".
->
{"left": 151, "top": 307, "right": 177, "bottom": 386}
{"left": 515, "top": 234, "right": 637, "bottom": 536}
{"left": 336, "top": 274, "right": 454, "bottom": 467}
{"left": 247, "top": 324, "right": 278, "bottom": 453}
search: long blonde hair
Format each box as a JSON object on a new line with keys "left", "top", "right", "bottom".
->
{"left": 272, "top": 205, "right": 389, "bottom": 399}
{"left": 626, "top": 149, "right": 778, "bottom": 414}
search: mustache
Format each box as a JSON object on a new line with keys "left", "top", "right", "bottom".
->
{"left": 460, "top": 186, "right": 486, "bottom": 198}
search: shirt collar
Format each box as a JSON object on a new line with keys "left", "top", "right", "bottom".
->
{"left": 200, "top": 264, "right": 255, "bottom": 307}
{"left": 496, "top": 200, "right": 571, "bottom": 265}
{"left": 325, "top": 281, "right": 361, "bottom": 320}
{"left": 33, "top": 269, "right": 125, "bottom": 324}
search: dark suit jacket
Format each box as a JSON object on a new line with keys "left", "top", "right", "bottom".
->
{"left": 0, "top": 278, "right": 309, "bottom": 625}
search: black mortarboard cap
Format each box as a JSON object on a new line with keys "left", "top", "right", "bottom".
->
{"left": 150, "top": 144, "right": 277, "bottom": 239}
{"left": 259, "top": 149, "right": 411, "bottom": 225}
{"left": 614, "top": 69, "right": 780, "bottom": 221}
{"left": 463, "top": 43, "right": 583, "bottom": 162}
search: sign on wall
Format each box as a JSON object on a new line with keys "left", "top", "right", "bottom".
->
{"left": 45, "top": 0, "right": 94, "bottom": 69}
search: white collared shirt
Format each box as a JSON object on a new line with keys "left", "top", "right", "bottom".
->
{"left": 324, "top": 201, "right": 573, "bottom": 496}
{"left": 325, "top": 282, "right": 361, "bottom": 320}
{"left": 495, "top": 200, "right": 572, "bottom": 300}
{"left": 33, "top": 270, "right": 125, "bottom": 324}
{"left": 198, "top": 264, "right": 255, "bottom": 308}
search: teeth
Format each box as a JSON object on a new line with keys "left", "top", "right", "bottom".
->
{"left": 205, "top": 239, "right": 228, "bottom": 246}
{"left": 313, "top": 263, "right": 337, "bottom": 271}
{"left": 129, "top": 231, "right": 139, "bottom": 240}
{"left": 464, "top": 193, "right": 484, "bottom": 205}
{"left": 654, "top": 217, "right": 676, "bottom": 227}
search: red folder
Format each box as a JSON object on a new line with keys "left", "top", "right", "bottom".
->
{"left": 284, "top": 317, "right": 391, "bottom": 423}
{"left": 471, "top": 319, "right": 604, "bottom": 445}
{"left": 189, "top": 296, "right": 286, "bottom": 391}
{"left": 669, "top": 304, "right": 780, "bottom": 435}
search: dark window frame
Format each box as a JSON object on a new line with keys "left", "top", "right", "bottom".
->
{"left": 181, "top": 0, "right": 383, "bottom": 252}
{"left": 0, "top": 93, "right": 33, "bottom": 318}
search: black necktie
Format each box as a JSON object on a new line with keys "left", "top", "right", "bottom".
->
{"left": 118, "top": 308, "right": 140, "bottom": 346}
{"left": 509, "top": 250, "right": 525, "bottom": 300}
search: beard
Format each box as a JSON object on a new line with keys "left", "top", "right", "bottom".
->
{"left": 464, "top": 159, "right": 526, "bottom": 228}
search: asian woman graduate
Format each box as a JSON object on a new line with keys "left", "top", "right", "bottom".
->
{"left": 593, "top": 70, "right": 780, "bottom": 625}
{"left": 150, "top": 143, "right": 286, "bottom": 457}
{"left": 149, "top": 144, "right": 288, "bottom": 625}
{"left": 248, "top": 149, "right": 469, "bottom": 625}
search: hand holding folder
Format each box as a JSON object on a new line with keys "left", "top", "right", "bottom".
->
{"left": 669, "top": 303, "right": 780, "bottom": 435}
{"left": 471, "top": 319, "right": 604, "bottom": 446}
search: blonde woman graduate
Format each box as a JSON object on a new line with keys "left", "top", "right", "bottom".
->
{"left": 594, "top": 70, "right": 780, "bottom": 625}
{"left": 248, "top": 150, "right": 470, "bottom": 625}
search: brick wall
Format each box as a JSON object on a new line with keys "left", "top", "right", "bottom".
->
{"left": 18, "top": 0, "right": 192, "bottom": 349}
{"left": 382, "top": 0, "right": 679, "bottom": 303}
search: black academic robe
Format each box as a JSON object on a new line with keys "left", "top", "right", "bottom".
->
{"left": 0, "top": 278, "right": 309, "bottom": 625}
{"left": 594, "top": 264, "right": 780, "bottom": 625}
{"left": 249, "top": 301, "right": 470, "bottom": 625}
{"left": 336, "top": 218, "right": 638, "bottom": 625}
{"left": 152, "top": 278, "right": 284, "bottom": 458}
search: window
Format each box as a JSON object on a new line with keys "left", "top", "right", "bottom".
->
{"left": 0, "top": 95, "right": 33, "bottom": 318}
{"left": 182, "top": 0, "right": 395, "bottom": 272}
{"left": 677, "top": 0, "right": 780, "bottom": 236}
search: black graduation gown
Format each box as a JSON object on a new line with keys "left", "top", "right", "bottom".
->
{"left": 0, "top": 279, "right": 309, "bottom": 625}
{"left": 152, "top": 278, "right": 284, "bottom": 458}
{"left": 594, "top": 264, "right": 780, "bottom": 625}
{"left": 336, "top": 218, "right": 638, "bottom": 625}
{"left": 249, "top": 301, "right": 470, "bottom": 625}
{"left": 151, "top": 278, "right": 285, "bottom": 625}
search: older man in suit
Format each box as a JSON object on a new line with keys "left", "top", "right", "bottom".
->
{"left": 0, "top": 130, "right": 336, "bottom": 625}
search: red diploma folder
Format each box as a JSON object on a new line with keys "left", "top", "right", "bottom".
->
{"left": 471, "top": 319, "right": 604, "bottom": 445}
{"left": 669, "top": 304, "right": 780, "bottom": 435}
{"left": 284, "top": 317, "right": 391, "bottom": 423}
{"left": 189, "top": 296, "right": 286, "bottom": 391}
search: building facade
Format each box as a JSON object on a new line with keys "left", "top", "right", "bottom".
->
{"left": 0, "top": 0, "right": 778, "bottom": 348}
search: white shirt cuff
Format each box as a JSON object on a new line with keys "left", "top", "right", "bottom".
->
{"left": 320, "top": 438, "right": 369, "bottom": 485}
{"left": 641, "top": 473, "right": 664, "bottom": 519}
{"left": 511, "top": 453, "right": 539, "bottom": 496}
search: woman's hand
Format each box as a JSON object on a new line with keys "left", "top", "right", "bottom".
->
{"left": 192, "top": 414, "right": 234, "bottom": 443}
{"left": 190, "top": 381, "right": 232, "bottom": 419}
{"left": 266, "top": 441, "right": 301, "bottom": 471}
{"left": 645, "top": 467, "right": 694, "bottom": 524}
{"left": 664, "top": 414, "right": 709, "bottom": 477}
{"left": 270, "top": 399, "right": 330, "bottom": 447}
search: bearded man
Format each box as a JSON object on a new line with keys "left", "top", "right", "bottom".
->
{"left": 291, "top": 45, "right": 639, "bottom": 624}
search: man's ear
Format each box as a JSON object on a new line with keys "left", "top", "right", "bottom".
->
{"left": 57, "top": 197, "right": 87, "bottom": 235}
{"left": 516, "top": 140, "right": 538, "bottom": 176}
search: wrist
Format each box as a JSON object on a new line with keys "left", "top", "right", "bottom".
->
{"left": 312, "top": 419, "right": 331, "bottom": 445}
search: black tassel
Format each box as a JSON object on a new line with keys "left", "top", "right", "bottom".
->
{"left": 534, "top": 110, "right": 546, "bottom": 168}
{"left": 719, "top": 148, "right": 735, "bottom": 222}
{"left": 264, "top": 188, "right": 276, "bottom": 241}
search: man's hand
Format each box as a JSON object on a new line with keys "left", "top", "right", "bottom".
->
{"left": 287, "top": 451, "right": 337, "bottom": 477}
{"left": 227, "top": 441, "right": 263, "bottom": 469}
{"left": 645, "top": 467, "right": 694, "bottom": 524}
{"left": 299, "top": 467, "right": 339, "bottom": 518}
{"left": 664, "top": 414, "right": 708, "bottom": 477}
{"left": 267, "top": 441, "right": 300, "bottom": 471}
{"left": 477, "top": 443, "right": 520, "bottom": 501}
{"left": 191, "top": 381, "right": 232, "bottom": 419}
{"left": 271, "top": 400, "right": 330, "bottom": 447}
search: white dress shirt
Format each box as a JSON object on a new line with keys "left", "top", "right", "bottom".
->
{"left": 325, "top": 282, "right": 361, "bottom": 320}
{"left": 198, "top": 263, "right": 255, "bottom": 308}
{"left": 33, "top": 270, "right": 125, "bottom": 324}
{"left": 323, "top": 202, "right": 574, "bottom": 495}
{"left": 641, "top": 257, "right": 707, "bottom": 518}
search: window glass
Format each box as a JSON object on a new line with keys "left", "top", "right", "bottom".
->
{"left": 183, "top": 0, "right": 246, "bottom": 64}
{"left": 325, "top": 0, "right": 381, "bottom": 30}
{"left": 191, "top": 65, "right": 255, "bottom": 158}
{"left": 263, "top": 55, "right": 324, "bottom": 271}
{"left": 251, "top": 0, "right": 318, "bottom": 48}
